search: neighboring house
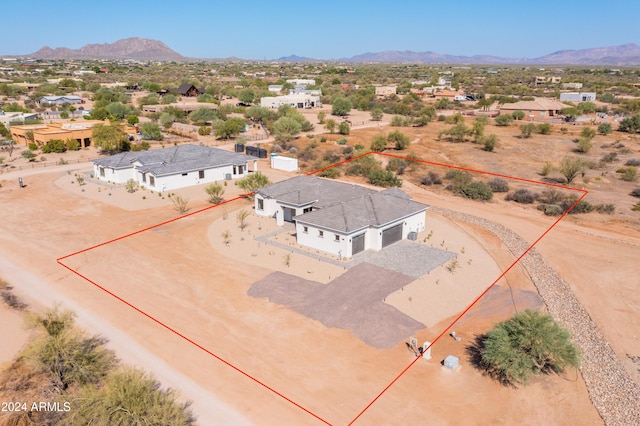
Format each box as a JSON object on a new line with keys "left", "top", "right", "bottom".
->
{"left": 432, "top": 89, "right": 465, "bottom": 100}
{"left": 10, "top": 120, "right": 119, "bottom": 147}
{"left": 559, "top": 92, "right": 596, "bottom": 102}
{"left": 260, "top": 94, "right": 321, "bottom": 109}
{"left": 174, "top": 84, "right": 202, "bottom": 97}
{"left": 286, "top": 79, "right": 315, "bottom": 86}
{"left": 499, "top": 98, "right": 567, "bottom": 118}
{"left": 268, "top": 85, "right": 284, "bottom": 93}
{"left": 141, "top": 102, "right": 217, "bottom": 116}
{"left": 38, "top": 95, "right": 83, "bottom": 105}
{"left": 375, "top": 85, "right": 397, "bottom": 97}
{"left": 533, "top": 76, "right": 561, "bottom": 86}
{"left": 92, "top": 144, "right": 258, "bottom": 192}
{"left": 255, "top": 175, "right": 427, "bottom": 258}
{"left": 562, "top": 82, "right": 583, "bottom": 90}
{"left": 0, "top": 111, "right": 38, "bottom": 127}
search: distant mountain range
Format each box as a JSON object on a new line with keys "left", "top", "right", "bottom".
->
{"left": 27, "top": 37, "right": 185, "bottom": 61}
{"left": 8, "top": 37, "right": 640, "bottom": 65}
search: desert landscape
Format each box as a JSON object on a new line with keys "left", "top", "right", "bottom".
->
{"left": 1, "top": 111, "right": 639, "bottom": 424}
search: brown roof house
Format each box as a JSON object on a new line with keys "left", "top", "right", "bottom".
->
{"left": 499, "top": 98, "right": 567, "bottom": 119}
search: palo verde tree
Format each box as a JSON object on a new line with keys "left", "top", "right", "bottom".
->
{"left": 236, "top": 172, "right": 270, "bottom": 199}
{"left": 66, "top": 367, "right": 195, "bottom": 426}
{"left": 92, "top": 123, "right": 129, "bottom": 153}
{"left": 25, "top": 306, "right": 117, "bottom": 391}
{"left": 479, "top": 309, "right": 580, "bottom": 385}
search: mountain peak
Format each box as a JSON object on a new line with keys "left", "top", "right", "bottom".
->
{"left": 29, "top": 37, "right": 185, "bottom": 61}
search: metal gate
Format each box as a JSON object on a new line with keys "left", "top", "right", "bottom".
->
{"left": 352, "top": 233, "right": 365, "bottom": 255}
{"left": 381, "top": 223, "right": 403, "bottom": 248}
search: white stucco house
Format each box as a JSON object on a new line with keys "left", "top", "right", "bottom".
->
{"left": 260, "top": 94, "right": 321, "bottom": 109}
{"left": 255, "top": 175, "right": 427, "bottom": 258}
{"left": 92, "top": 144, "right": 258, "bottom": 192}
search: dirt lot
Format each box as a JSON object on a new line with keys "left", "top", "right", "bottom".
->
{"left": 0, "top": 116, "right": 638, "bottom": 424}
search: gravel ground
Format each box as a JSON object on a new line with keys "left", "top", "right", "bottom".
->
{"left": 248, "top": 263, "right": 424, "bottom": 349}
{"left": 431, "top": 206, "right": 640, "bottom": 426}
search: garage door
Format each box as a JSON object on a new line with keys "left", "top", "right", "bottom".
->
{"left": 381, "top": 223, "right": 403, "bottom": 248}
{"left": 352, "top": 233, "right": 365, "bottom": 255}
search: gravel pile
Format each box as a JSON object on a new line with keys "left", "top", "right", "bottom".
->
{"left": 431, "top": 206, "right": 640, "bottom": 426}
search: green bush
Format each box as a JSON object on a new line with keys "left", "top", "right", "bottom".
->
{"left": 453, "top": 181, "right": 493, "bottom": 200}
{"left": 537, "top": 123, "right": 552, "bottom": 135}
{"left": 444, "top": 169, "right": 473, "bottom": 187}
{"left": 28, "top": 142, "right": 38, "bottom": 151}
{"left": 66, "top": 139, "right": 80, "bottom": 151}
{"left": 597, "top": 122, "right": 612, "bottom": 135}
{"left": 336, "top": 138, "right": 347, "bottom": 145}
{"left": 495, "top": 115, "right": 513, "bottom": 126}
{"left": 317, "top": 167, "right": 341, "bottom": 178}
{"left": 616, "top": 166, "right": 638, "bottom": 182}
{"left": 42, "top": 139, "right": 67, "bottom": 154}
{"left": 368, "top": 169, "right": 402, "bottom": 187}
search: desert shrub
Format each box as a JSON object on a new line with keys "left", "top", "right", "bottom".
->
{"left": 600, "top": 152, "right": 618, "bottom": 163}
{"left": 28, "top": 142, "right": 38, "bottom": 151}
{"left": 336, "top": 138, "right": 347, "bottom": 145}
{"left": 542, "top": 204, "right": 563, "bottom": 216}
{"left": 391, "top": 115, "right": 412, "bottom": 127}
{"left": 487, "top": 178, "right": 509, "bottom": 193}
{"left": 495, "top": 115, "right": 513, "bottom": 126}
{"left": 444, "top": 169, "right": 473, "bottom": 187}
{"left": 520, "top": 123, "right": 536, "bottom": 138}
{"left": 576, "top": 137, "right": 593, "bottom": 153}
{"left": 421, "top": 171, "right": 442, "bottom": 186}
{"left": 271, "top": 144, "right": 283, "bottom": 153}
{"left": 388, "top": 130, "right": 410, "bottom": 150}
{"left": 288, "top": 147, "right": 298, "bottom": 154}
{"left": 317, "top": 167, "right": 341, "bottom": 178}
{"left": 625, "top": 159, "right": 640, "bottom": 167}
{"left": 320, "top": 137, "right": 327, "bottom": 143}
{"left": 538, "top": 188, "right": 564, "bottom": 205}
{"left": 563, "top": 198, "right": 594, "bottom": 214}
{"left": 345, "top": 155, "right": 380, "bottom": 177}
{"left": 338, "top": 122, "right": 350, "bottom": 135}
{"left": 537, "top": 123, "right": 552, "bottom": 135}
{"left": 341, "top": 146, "right": 353, "bottom": 155}
{"left": 368, "top": 169, "right": 402, "bottom": 187}
{"left": 630, "top": 188, "right": 640, "bottom": 198}
{"left": 616, "top": 166, "right": 638, "bottom": 182}
{"left": 540, "top": 161, "right": 553, "bottom": 176}
{"left": 198, "top": 126, "right": 211, "bottom": 136}
{"left": 512, "top": 110, "right": 525, "bottom": 120}
{"left": 437, "top": 115, "right": 446, "bottom": 122}
{"left": 42, "top": 139, "right": 67, "bottom": 153}
{"left": 597, "top": 122, "right": 612, "bottom": 135}
{"left": 386, "top": 158, "right": 408, "bottom": 174}
{"left": 505, "top": 189, "right": 538, "bottom": 204}
{"left": 66, "top": 139, "right": 80, "bottom": 151}
{"left": 595, "top": 203, "right": 615, "bottom": 214}
{"left": 453, "top": 181, "right": 493, "bottom": 200}
{"left": 632, "top": 202, "right": 640, "bottom": 212}
{"left": 482, "top": 134, "right": 498, "bottom": 152}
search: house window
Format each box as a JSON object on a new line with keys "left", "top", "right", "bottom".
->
{"left": 303, "top": 226, "right": 308, "bottom": 233}
{"left": 99, "top": 167, "right": 105, "bottom": 177}
{"left": 334, "top": 234, "right": 340, "bottom": 242}
{"left": 303, "top": 207, "right": 312, "bottom": 214}
{"left": 318, "top": 230, "right": 324, "bottom": 238}
{"left": 233, "top": 165, "right": 237, "bottom": 175}
{"left": 199, "top": 170, "right": 205, "bottom": 179}
{"left": 141, "top": 172, "right": 146, "bottom": 183}
{"left": 149, "top": 176, "right": 155, "bottom": 186}
{"left": 257, "top": 198, "right": 264, "bottom": 211}
{"left": 238, "top": 165, "right": 244, "bottom": 174}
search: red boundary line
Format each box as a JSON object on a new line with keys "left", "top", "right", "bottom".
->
{"left": 56, "top": 152, "right": 586, "bottom": 425}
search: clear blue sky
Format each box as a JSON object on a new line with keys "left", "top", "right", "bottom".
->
{"left": 2, "top": 0, "right": 638, "bottom": 59}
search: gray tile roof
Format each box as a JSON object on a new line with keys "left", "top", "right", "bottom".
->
{"left": 259, "top": 175, "right": 427, "bottom": 234}
{"left": 257, "top": 175, "right": 375, "bottom": 207}
{"left": 295, "top": 190, "right": 427, "bottom": 233}
{"left": 93, "top": 144, "right": 254, "bottom": 177}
